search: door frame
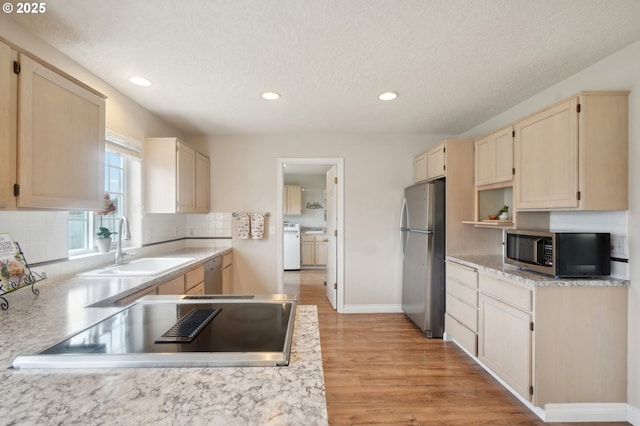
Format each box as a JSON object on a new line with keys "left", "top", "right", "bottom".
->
{"left": 276, "top": 157, "right": 345, "bottom": 312}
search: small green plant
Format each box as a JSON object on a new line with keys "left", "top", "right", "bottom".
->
{"left": 497, "top": 205, "right": 509, "bottom": 215}
{"left": 96, "top": 227, "right": 117, "bottom": 239}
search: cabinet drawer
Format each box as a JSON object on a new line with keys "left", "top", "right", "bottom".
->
{"left": 185, "top": 282, "right": 204, "bottom": 295}
{"left": 157, "top": 276, "right": 185, "bottom": 295}
{"left": 222, "top": 253, "right": 232, "bottom": 268}
{"left": 185, "top": 265, "right": 204, "bottom": 290}
{"left": 479, "top": 272, "right": 532, "bottom": 312}
{"left": 446, "top": 262, "right": 477, "bottom": 289}
{"left": 446, "top": 294, "right": 478, "bottom": 332}
{"left": 447, "top": 279, "right": 477, "bottom": 307}
{"left": 445, "top": 313, "right": 477, "bottom": 356}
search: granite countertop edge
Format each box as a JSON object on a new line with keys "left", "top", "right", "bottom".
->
{"left": 446, "top": 254, "right": 630, "bottom": 288}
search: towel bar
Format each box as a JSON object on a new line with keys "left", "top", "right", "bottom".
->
{"left": 232, "top": 212, "right": 271, "bottom": 217}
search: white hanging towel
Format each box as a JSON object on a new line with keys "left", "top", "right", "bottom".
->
{"left": 236, "top": 213, "right": 250, "bottom": 239}
{"left": 250, "top": 213, "right": 265, "bottom": 240}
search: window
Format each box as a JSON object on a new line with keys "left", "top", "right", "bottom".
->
{"left": 68, "top": 130, "right": 142, "bottom": 255}
{"left": 68, "top": 140, "right": 134, "bottom": 254}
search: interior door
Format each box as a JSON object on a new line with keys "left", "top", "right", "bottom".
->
{"left": 325, "top": 166, "right": 338, "bottom": 309}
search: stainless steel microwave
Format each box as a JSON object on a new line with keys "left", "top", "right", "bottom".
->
{"left": 504, "top": 230, "right": 610, "bottom": 277}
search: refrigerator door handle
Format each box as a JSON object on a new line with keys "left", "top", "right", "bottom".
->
{"left": 400, "top": 198, "right": 408, "bottom": 258}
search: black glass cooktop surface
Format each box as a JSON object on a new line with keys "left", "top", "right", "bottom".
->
{"left": 12, "top": 295, "right": 298, "bottom": 368}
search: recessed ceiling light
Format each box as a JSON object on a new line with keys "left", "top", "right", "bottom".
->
{"left": 261, "top": 91, "right": 280, "bottom": 100}
{"left": 379, "top": 91, "right": 398, "bottom": 101}
{"left": 129, "top": 76, "right": 152, "bottom": 87}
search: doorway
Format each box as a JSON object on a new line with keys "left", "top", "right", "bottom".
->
{"left": 277, "top": 158, "right": 344, "bottom": 312}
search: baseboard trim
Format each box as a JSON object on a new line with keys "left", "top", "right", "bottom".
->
{"left": 544, "top": 403, "right": 629, "bottom": 423}
{"left": 627, "top": 403, "right": 640, "bottom": 426}
{"left": 341, "top": 304, "right": 403, "bottom": 314}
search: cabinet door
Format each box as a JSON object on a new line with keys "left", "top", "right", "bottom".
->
{"left": 315, "top": 237, "right": 328, "bottom": 265}
{"left": 195, "top": 152, "right": 210, "bottom": 213}
{"left": 494, "top": 127, "right": 514, "bottom": 183}
{"left": 176, "top": 142, "right": 195, "bottom": 213}
{"left": 413, "top": 151, "right": 428, "bottom": 183}
{"left": 17, "top": 54, "right": 105, "bottom": 209}
{"left": 478, "top": 293, "right": 532, "bottom": 400}
{"left": 301, "top": 240, "right": 315, "bottom": 265}
{"left": 426, "top": 143, "right": 446, "bottom": 180}
{"left": 222, "top": 264, "right": 233, "bottom": 294}
{"left": 0, "top": 42, "right": 12, "bottom": 207}
{"left": 514, "top": 98, "right": 578, "bottom": 209}
{"left": 284, "top": 185, "right": 302, "bottom": 215}
{"left": 474, "top": 136, "right": 495, "bottom": 186}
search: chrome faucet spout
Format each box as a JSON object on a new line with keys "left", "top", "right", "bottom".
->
{"left": 115, "top": 216, "right": 132, "bottom": 265}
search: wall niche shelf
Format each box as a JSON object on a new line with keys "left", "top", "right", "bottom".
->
{"left": 463, "top": 182, "right": 515, "bottom": 229}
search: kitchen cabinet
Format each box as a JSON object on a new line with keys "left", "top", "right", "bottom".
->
{"left": 115, "top": 285, "right": 157, "bottom": 306}
{"left": 156, "top": 275, "right": 185, "bottom": 295}
{"left": 145, "top": 138, "right": 210, "bottom": 213}
{"left": 301, "top": 234, "right": 327, "bottom": 266}
{"left": 475, "top": 125, "right": 513, "bottom": 186}
{"left": 222, "top": 252, "right": 233, "bottom": 294}
{"left": 514, "top": 91, "right": 628, "bottom": 211}
{"left": 444, "top": 261, "right": 478, "bottom": 356}
{"left": 185, "top": 265, "right": 204, "bottom": 293}
{"left": 185, "top": 282, "right": 205, "bottom": 295}
{"left": 476, "top": 271, "right": 627, "bottom": 406}
{"left": 413, "top": 151, "right": 428, "bottom": 183}
{"left": 284, "top": 185, "right": 302, "bottom": 215}
{"left": 194, "top": 152, "right": 210, "bottom": 213}
{"left": 0, "top": 39, "right": 106, "bottom": 210}
{"left": 426, "top": 143, "right": 446, "bottom": 180}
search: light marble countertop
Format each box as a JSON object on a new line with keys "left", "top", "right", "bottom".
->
{"left": 0, "top": 247, "right": 328, "bottom": 425}
{"left": 447, "top": 254, "right": 630, "bottom": 288}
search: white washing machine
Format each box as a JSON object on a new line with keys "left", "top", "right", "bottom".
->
{"left": 283, "top": 223, "right": 301, "bottom": 270}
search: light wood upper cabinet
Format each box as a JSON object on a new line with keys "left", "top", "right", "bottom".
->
{"left": 475, "top": 126, "right": 513, "bottom": 186}
{"left": 1, "top": 46, "right": 106, "bottom": 210}
{"left": 195, "top": 152, "right": 210, "bottom": 213}
{"left": 514, "top": 91, "right": 628, "bottom": 211}
{"left": 145, "top": 138, "right": 209, "bottom": 213}
{"left": 413, "top": 151, "right": 428, "bottom": 183}
{"left": 284, "top": 185, "right": 302, "bottom": 215}
{"left": 426, "top": 143, "right": 446, "bottom": 180}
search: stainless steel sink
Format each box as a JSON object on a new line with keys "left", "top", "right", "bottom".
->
{"left": 80, "top": 257, "right": 197, "bottom": 276}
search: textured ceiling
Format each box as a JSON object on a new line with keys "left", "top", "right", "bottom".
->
{"left": 9, "top": 0, "right": 640, "bottom": 136}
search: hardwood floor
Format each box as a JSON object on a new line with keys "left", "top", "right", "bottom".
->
{"left": 284, "top": 270, "right": 629, "bottom": 426}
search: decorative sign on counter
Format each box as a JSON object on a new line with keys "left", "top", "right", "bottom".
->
{"left": 0, "top": 233, "right": 45, "bottom": 310}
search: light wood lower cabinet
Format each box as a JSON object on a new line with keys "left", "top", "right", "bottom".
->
{"left": 185, "top": 265, "right": 204, "bottom": 293}
{"left": 476, "top": 271, "right": 627, "bottom": 406}
{"left": 222, "top": 253, "right": 233, "bottom": 294}
{"left": 115, "top": 285, "right": 157, "bottom": 306}
{"left": 301, "top": 234, "right": 328, "bottom": 266}
{"left": 185, "top": 282, "right": 204, "bottom": 295}
{"left": 156, "top": 275, "right": 185, "bottom": 295}
{"left": 445, "top": 262, "right": 478, "bottom": 356}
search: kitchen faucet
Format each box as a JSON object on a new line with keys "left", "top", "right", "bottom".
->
{"left": 114, "top": 216, "right": 132, "bottom": 265}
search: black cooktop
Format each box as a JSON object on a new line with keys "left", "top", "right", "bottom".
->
{"left": 41, "top": 301, "right": 294, "bottom": 356}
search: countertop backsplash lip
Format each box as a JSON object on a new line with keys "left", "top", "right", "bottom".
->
{"left": 446, "top": 254, "right": 630, "bottom": 288}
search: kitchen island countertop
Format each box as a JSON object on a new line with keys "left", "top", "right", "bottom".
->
{"left": 447, "top": 254, "right": 630, "bottom": 288}
{"left": 0, "top": 247, "right": 328, "bottom": 425}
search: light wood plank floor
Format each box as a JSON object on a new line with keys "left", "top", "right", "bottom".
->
{"left": 284, "top": 270, "right": 629, "bottom": 426}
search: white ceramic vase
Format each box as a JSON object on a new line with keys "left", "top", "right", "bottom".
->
{"left": 96, "top": 238, "right": 112, "bottom": 253}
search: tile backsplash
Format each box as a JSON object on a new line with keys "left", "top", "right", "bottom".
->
{"left": 0, "top": 210, "right": 69, "bottom": 263}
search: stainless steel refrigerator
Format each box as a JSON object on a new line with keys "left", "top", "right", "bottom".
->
{"left": 400, "top": 179, "right": 446, "bottom": 338}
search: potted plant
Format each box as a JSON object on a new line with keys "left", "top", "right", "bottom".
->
{"left": 96, "top": 227, "right": 117, "bottom": 253}
{"left": 95, "top": 192, "right": 118, "bottom": 253}
{"left": 498, "top": 205, "right": 509, "bottom": 220}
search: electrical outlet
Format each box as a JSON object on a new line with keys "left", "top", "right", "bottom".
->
{"left": 610, "top": 235, "right": 627, "bottom": 257}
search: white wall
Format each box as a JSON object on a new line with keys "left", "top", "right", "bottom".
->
{"left": 194, "top": 133, "right": 441, "bottom": 305}
{"left": 459, "top": 39, "right": 640, "bottom": 417}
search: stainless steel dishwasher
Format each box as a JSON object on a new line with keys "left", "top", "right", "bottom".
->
{"left": 204, "top": 256, "right": 223, "bottom": 294}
